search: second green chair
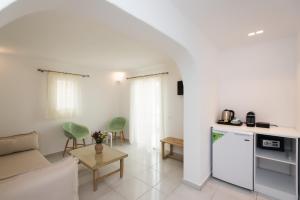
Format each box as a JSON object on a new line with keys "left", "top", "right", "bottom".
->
{"left": 107, "top": 117, "right": 126, "bottom": 143}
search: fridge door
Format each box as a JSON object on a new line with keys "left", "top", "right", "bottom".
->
{"left": 212, "top": 130, "right": 254, "bottom": 190}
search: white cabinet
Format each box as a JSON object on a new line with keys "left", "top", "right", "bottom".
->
{"left": 212, "top": 124, "right": 300, "bottom": 200}
{"left": 212, "top": 130, "right": 254, "bottom": 190}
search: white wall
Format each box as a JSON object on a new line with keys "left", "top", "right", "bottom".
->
{"left": 119, "top": 64, "right": 184, "bottom": 153}
{"left": 297, "top": 32, "right": 300, "bottom": 130}
{"left": 218, "top": 37, "right": 297, "bottom": 127}
{"left": 0, "top": 54, "right": 121, "bottom": 155}
{"left": 107, "top": 0, "right": 219, "bottom": 187}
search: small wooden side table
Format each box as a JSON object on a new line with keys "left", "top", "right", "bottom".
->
{"left": 70, "top": 144, "right": 128, "bottom": 191}
{"left": 160, "top": 137, "right": 183, "bottom": 161}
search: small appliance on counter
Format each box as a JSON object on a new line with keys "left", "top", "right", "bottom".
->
{"left": 222, "top": 109, "right": 235, "bottom": 122}
{"left": 231, "top": 118, "right": 242, "bottom": 125}
{"left": 256, "top": 122, "right": 270, "bottom": 128}
{"left": 217, "top": 109, "right": 243, "bottom": 126}
{"left": 246, "top": 112, "right": 255, "bottom": 127}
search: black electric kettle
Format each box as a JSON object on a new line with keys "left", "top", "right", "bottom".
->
{"left": 221, "top": 109, "right": 235, "bottom": 122}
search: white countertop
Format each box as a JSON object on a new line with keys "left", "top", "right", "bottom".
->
{"left": 213, "top": 123, "right": 300, "bottom": 138}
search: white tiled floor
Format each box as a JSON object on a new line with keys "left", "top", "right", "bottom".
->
{"left": 46, "top": 140, "right": 273, "bottom": 200}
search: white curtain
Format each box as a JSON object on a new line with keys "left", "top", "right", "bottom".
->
{"left": 129, "top": 76, "right": 165, "bottom": 150}
{"left": 47, "top": 72, "right": 81, "bottom": 118}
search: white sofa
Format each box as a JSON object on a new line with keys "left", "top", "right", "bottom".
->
{"left": 0, "top": 132, "right": 79, "bottom": 200}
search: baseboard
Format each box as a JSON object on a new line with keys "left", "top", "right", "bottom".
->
{"left": 183, "top": 173, "right": 211, "bottom": 190}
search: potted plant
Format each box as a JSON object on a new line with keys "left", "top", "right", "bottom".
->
{"left": 92, "top": 131, "right": 107, "bottom": 154}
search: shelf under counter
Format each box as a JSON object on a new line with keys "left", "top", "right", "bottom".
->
{"left": 255, "top": 148, "right": 296, "bottom": 165}
{"left": 255, "top": 168, "right": 297, "bottom": 200}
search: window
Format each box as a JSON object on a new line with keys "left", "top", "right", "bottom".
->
{"left": 48, "top": 72, "right": 80, "bottom": 118}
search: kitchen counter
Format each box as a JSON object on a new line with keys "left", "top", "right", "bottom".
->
{"left": 213, "top": 123, "right": 300, "bottom": 138}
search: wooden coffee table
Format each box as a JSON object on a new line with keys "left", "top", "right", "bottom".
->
{"left": 70, "top": 144, "right": 128, "bottom": 191}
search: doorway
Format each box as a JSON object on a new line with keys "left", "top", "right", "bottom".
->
{"left": 129, "top": 75, "right": 164, "bottom": 151}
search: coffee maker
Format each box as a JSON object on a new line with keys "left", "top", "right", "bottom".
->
{"left": 246, "top": 112, "right": 255, "bottom": 127}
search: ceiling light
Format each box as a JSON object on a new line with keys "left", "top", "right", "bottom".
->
{"left": 0, "top": 47, "right": 14, "bottom": 54}
{"left": 113, "top": 72, "right": 126, "bottom": 83}
{"left": 248, "top": 30, "right": 264, "bottom": 37}
{"left": 0, "top": 0, "right": 16, "bottom": 12}
{"left": 256, "top": 30, "right": 264, "bottom": 34}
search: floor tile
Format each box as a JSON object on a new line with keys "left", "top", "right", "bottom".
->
{"left": 167, "top": 184, "right": 214, "bottom": 200}
{"left": 98, "top": 191, "right": 126, "bottom": 200}
{"left": 104, "top": 171, "right": 133, "bottom": 187}
{"left": 154, "top": 176, "right": 181, "bottom": 195}
{"left": 212, "top": 180, "right": 256, "bottom": 200}
{"left": 112, "top": 177, "right": 151, "bottom": 200}
{"left": 152, "top": 160, "right": 182, "bottom": 175}
{"left": 256, "top": 194, "right": 275, "bottom": 200}
{"left": 133, "top": 168, "right": 167, "bottom": 187}
{"left": 79, "top": 181, "right": 112, "bottom": 200}
{"left": 137, "top": 188, "right": 167, "bottom": 200}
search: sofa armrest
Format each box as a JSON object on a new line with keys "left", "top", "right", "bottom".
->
{"left": 0, "top": 157, "right": 79, "bottom": 200}
{"left": 0, "top": 132, "right": 39, "bottom": 156}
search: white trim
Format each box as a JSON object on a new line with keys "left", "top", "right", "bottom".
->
{"left": 183, "top": 174, "right": 211, "bottom": 190}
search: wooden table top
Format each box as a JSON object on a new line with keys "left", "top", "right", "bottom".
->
{"left": 160, "top": 137, "right": 184, "bottom": 147}
{"left": 70, "top": 144, "right": 128, "bottom": 170}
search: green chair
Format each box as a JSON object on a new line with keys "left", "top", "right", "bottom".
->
{"left": 108, "top": 117, "right": 126, "bottom": 143}
{"left": 62, "top": 122, "right": 90, "bottom": 156}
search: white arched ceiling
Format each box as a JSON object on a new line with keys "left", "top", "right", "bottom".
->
{"left": 0, "top": 11, "right": 173, "bottom": 69}
{"left": 0, "top": 0, "right": 218, "bottom": 187}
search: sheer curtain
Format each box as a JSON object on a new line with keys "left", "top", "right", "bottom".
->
{"left": 129, "top": 76, "right": 165, "bottom": 150}
{"left": 47, "top": 72, "right": 81, "bottom": 118}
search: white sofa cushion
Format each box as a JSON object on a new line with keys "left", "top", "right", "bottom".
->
{"left": 0, "top": 150, "right": 50, "bottom": 180}
{"left": 0, "top": 132, "right": 39, "bottom": 156}
{"left": 0, "top": 157, "right": 79, "bottom": 200}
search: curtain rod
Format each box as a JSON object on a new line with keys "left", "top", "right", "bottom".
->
{"left": 37, "top": 68, "right": 90, "bottom": 78}
{"left": 127, "top": 72, "right": 168, "bottom": 80}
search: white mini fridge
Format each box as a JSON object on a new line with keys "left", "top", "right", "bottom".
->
{"left": 212, "top": 129, "right": 254, "bottom": 190}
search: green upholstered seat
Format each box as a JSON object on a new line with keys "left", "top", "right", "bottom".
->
{"left": 108, "top": 117, "right": 126, "bottom": 132}
{"left": 106, "top": 117, "right": 126, "bottom": 142}
{"left": 62, "top": 122, "right": 89, "bottom": 140}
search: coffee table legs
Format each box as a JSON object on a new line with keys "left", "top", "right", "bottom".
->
{"left": 93, "top": 170, "right": 98, "bottom": 191}
{"left": 161, "top": 142, "right": 165, "bottom": 159}
{"left": 92, "top": 159, "right": 125, "bottom": 191}
{"left": 170, "top": 144, "right": 174, "bottom": 155}
{"left": 120, "top": 158, "right": 124, "bottom": 178}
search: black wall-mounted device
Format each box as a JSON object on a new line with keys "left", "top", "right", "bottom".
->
{"left": 177, "top": 81, "right": 184, "bottom": 95}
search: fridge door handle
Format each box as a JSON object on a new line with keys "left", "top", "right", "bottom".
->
{"left": 234, "top": 132, "right": 253, "bottom": 137}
